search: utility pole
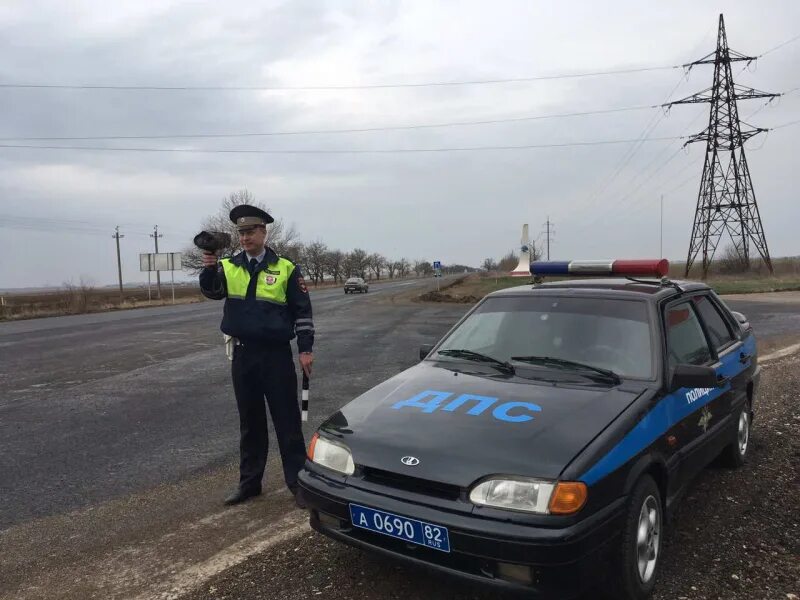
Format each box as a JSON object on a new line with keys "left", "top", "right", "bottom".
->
{"left": 667, "top": 14, "right": 776, "bottom": 278}
{"left": 112, "top": 226, "right": 124, "bottom": 303}
{"left": 151, "top": 225, "right": 163, "bottom": 299}
{"left": 660, "top": 195, "right": 664, "bottom": 258}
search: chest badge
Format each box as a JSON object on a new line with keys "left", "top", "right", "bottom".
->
{"left": 264, "top": 274, "right": 277, "bottom": 285}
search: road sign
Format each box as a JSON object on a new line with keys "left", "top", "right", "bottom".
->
{"left": 433, "top": 261, "right": 441, "bottom": 269}
{"left": 139, "top": 252, "right": 183, "bottom": 304}
{"left": 139, "top": 252, "right": 182, "bottom": 272}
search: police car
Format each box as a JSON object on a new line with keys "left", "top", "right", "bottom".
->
{"left": 298, "top": 259, "right": 759, "bottom": 599}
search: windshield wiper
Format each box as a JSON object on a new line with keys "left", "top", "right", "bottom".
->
{"left": 437, "top": 349, "right": 515, "bottom": 375}
{"left": 510, "top": 355, "right": 620, "bottom": 384}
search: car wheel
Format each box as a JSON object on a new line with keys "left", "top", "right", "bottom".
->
{"left": 717, "top": 401, "right": 751, "bottom": 468}
{"left": 606, "top": 475, "right": 662, "bottom": 600}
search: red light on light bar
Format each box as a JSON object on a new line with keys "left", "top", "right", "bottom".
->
{"left": 612, "top": 259, "right": 669, "bottom": 278}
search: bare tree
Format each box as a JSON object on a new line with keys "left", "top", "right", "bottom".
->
{"left": 61, "top": 276, "right": 95, "bottom": 313}
{"left": 279, "top": 240, "right": 304, "bottom": 265}
{"left": 347, "top": 248, "right": 369, "bottom": 279}
{"left": 717, "top": 244, "right": 750, "bottom": 275}
{"left": 483, "top": 258, "right": 498, "bottom": 271}
{"left": 396, "top": 258, "right": 411, "bottom": 278}
{"left": 497, "top": 250, "right": 518, "bottom": 272}
{"left": 387, "top": 260, "right": 397, "bottom": 279}
{"left": 324, "top": 250, "right": 345, "bottom": 283}
{"left": 302, "top": 241, "right": 328, "bottom": 285}
{"left": 368, "top": 253, "right": 386, "bottom": 280}
{"left": 182, "top": 189, "right": 299, "bottom": 273}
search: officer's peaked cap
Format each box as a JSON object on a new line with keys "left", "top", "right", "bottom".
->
{"left": 229, "top": 204, "right": 274, "bottom": 230}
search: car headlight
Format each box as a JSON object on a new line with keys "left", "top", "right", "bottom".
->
{"left": 307, "top": 433, "right": 355, "bottom": 475}
{"left": 469, "top": 477, "right": 587, "bottom": 515}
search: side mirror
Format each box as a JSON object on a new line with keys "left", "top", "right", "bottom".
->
{"left": 669, "top": 364, "right": 721, "bottom": 392}
{"left": 731, "top": 311, "right": 747, "bottom": 324}
{"left": 419, "top": 344, "right": 435, "bottom": 361}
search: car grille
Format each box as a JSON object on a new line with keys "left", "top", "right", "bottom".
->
{"left": 361, "top": 467, "right": 461, "bottom": 500}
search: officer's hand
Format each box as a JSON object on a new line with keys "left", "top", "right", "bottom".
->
{"left": 299, "top": 352, "right": 313, "bottom": 377}
{"left": 201, "top": 251, "right": 218, "bottom": 268}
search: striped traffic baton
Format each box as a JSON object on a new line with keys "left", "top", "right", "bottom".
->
{"left": 301, "top": 372, "right": 309, "bottom": 422}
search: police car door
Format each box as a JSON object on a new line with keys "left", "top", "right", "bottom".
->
{"left": 663, "top": 299, "right": 732, "bottom": 487}
{"left": 690, "top": 293, "right": 751, "bottom": 458}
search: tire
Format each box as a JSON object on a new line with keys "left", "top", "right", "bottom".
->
{"left": 606, "top": 475, "right": 662, "bottom": 600}
{"left": 717, "top": 400, "right": 751, "bottom": 468}
{"left": 344, "top": 290, "right": 348, "bottom": 294}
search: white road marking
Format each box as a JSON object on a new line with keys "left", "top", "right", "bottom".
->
{"left": 132, "top": 510, "right": 309, "bottom": 600}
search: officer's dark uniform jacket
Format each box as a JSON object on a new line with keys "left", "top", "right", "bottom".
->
{"left": 199, "top": 247, "right": 314, "bottom": 352}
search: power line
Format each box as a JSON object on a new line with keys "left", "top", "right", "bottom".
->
{"left": 0, "top": 31, "right": 793, "bottom": 93}
{"left": 564, "top": 62, "right": 794, "bottom": 232}
{"left": 0, "top": 135, "right": 685, "bottom": 155}
{"left": 560, "top": 70, "right": 691, "bottom": 222}
{"left": 3, "top": 117, "right": 794, "bottom": 155}
{"left": 6, "top": 83, "right": 792, "bottom": 143}
{"left": 0, "top": 65, "right": 681, "bottom": 92}
{"left": 771, "top": 117, "right": 800, "bottom": 130}
{"left": 0, "top": 104, "right": 659, "bottom": 142}
{"left": 758, "top": 31, "right": 800, "bottom": 57}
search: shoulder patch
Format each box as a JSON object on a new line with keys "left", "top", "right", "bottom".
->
{"left": 297, "top": 275, "right": 308, "bottom": 293}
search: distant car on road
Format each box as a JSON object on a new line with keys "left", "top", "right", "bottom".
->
{"left": 344, "top": 277, "right": 369, "bottom": 294}
{"left": 300, "top": 259, "right": 760, "bottom": 599}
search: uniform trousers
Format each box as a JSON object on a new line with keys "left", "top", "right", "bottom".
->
{"left": 231, "top": 342, "right": 306, "bottom": 492}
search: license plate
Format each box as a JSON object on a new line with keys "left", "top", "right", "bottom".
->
{"left": 349, "top": 503, "right": 451, "bottom": 553}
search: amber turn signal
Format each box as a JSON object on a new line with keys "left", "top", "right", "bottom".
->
{"left": 307, "top": 432, "right": 319, "bottom": 461}
{"left": 548, "top": 481, "right": 588, "bottom": 515}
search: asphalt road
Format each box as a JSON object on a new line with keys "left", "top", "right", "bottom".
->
{"left": 0, "top": 285, "right": 797, "bottom": 600}
{"left": 0, "top": 276, "right": 465, "bottom": 529}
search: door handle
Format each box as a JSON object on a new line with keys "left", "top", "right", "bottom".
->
{"left": 716, "top": 374, "right": 730, "bottom": 386}
{"left": 739, "top": 352, "right": 752, "bottom": 364}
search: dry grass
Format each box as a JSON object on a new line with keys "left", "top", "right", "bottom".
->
{"left": 0, "top": 276, "right": 414, "bottom": 321}
{"left": 0, "top": 285, "right": 205, "bottom": 321}
{"left": 425, "top": 257, "right": 800, "bottom": 303}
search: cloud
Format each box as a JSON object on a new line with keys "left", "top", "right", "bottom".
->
{"left": 0, "top": 0, "right": 798, "bottom": 287}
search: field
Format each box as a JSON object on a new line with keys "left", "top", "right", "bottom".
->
{"left": 0, "top": 277, "right": 394, "bottom": 321}
{"left": 0, "top": 284, "right": 206, "bottom": 320}
{"left": 421, "top": 258, "right": 800, "bottom": 303}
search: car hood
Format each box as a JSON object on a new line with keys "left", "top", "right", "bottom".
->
{"left": 320, "top": 362, "right": 644, "bottom": 486}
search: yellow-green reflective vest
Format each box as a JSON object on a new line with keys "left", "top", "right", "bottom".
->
{"left": 220, "top": 256, "right": 295, "bottom": 304}
{"left": 218, "top": 255, "right": 299, "bottom": 343}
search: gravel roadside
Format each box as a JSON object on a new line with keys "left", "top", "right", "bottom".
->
{"left": 185, "top": 353, "right": 799, "bottom": 600}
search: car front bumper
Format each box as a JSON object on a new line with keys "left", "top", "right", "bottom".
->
{"left": 298, "top": 468, "right": 625, "bottom": 598}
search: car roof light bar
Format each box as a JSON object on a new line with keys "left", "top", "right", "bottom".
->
{"left": 530, "top": 259, "right": 670, "bottom": 278}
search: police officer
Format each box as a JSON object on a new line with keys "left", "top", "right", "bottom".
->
{"left": 199, "top": 205, "right": 314, "bottom": 506}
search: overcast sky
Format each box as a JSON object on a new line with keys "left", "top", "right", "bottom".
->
{"left": 0, "top": 0, "right": 798, "bottom": 288}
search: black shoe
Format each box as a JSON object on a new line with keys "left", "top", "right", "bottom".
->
{"left": 224, "top": 486, "right": 262, "bottom": 506}
{"left": 290, "top": 486, "right": 307, "bottom": 510}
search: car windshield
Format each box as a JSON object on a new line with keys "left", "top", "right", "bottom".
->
{"left": 346, "top": 278, "right": 360, "bottom": 283}
{"left": 434, "top": 295, "right": 654, "bottom": 379}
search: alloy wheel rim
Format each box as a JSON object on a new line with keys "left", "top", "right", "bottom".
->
{"left": 636, "top": 495, "right": 660, "bottom": 583}
{"left": 738, "top": 409, "right": 750, "bottom": 456}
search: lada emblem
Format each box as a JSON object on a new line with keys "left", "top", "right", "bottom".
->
{"left": 401, "top": 456, "right": 420, "bottom": 466}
